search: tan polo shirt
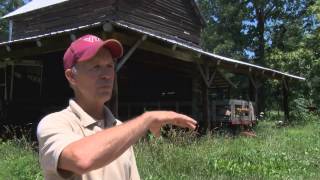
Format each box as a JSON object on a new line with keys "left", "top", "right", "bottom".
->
{"left": 37, "top": 99, "right": 140, "bottom": 180}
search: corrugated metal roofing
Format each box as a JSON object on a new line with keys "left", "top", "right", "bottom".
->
{"left": 114, "top": 21, "right": 305, "bottom": 81}
{"left": 0, "top": 21, "right": 306, "bottom": 81}
{"left": 2, "top": 0, "right": 69, "bottom": 19}
{"left": 0, "top": 21, "right": 102, "bottom": 45}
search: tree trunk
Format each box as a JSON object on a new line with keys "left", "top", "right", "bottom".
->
{"left": 255, "top": 6, "right": 265, "bottom": 65}
{"left": 282, "top": 79, "right": 289, "bottom": 123}
{"left": 255, "top": 4, "right": 266, "bottom": 115}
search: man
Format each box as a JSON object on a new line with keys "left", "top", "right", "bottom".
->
{"left": 37, "top": 34, "right": 197, "bottom": 180}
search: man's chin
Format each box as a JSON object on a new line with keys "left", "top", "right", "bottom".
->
{"left": 97, "top": 92, "right": 112, "bottom": 102}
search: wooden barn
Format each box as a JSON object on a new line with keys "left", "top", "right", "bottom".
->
{"left": 0, "top": 0, "right": 305, "bottom": 134}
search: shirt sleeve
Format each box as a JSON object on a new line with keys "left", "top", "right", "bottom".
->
{"left": 130, "top": 147, "right": 140, "bottom": 180}
{"left": 37, "top": 113, "right": 82, "bottom": 179}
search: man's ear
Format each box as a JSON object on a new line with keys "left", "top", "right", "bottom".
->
{"left": 65, "top": 69, "right": 76, "bottom": 86}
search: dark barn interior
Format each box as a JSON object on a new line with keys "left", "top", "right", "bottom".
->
{"left": 1, "top": 48, "right": 196, "bottom": 139}
{"left": 118, "top": 50, "right": 193, "bottom": 120}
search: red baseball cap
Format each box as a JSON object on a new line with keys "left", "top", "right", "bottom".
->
{"left": 63, "top": 34, "right": 123, "bottom": 70}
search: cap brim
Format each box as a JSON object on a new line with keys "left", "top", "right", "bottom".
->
{"left": 103, "top": 39, "right": 123, "bottom": 59}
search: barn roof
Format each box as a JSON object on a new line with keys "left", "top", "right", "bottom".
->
{"left": 2, "top": 0, "right": 69, "bottom": 19}
{"left": 0, "top": 20, "right": 305, "bottom": 81}
{"left": 2, "top": 0, "right": 205, "bottom": 26}
{"left": 114, "top": 21, "right": 305, "bottom": 80}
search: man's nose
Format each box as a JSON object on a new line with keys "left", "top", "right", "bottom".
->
{"left": 101, "top": 66, "right": 114, "bottom": 79}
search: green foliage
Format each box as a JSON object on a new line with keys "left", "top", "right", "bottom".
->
{"left": 198, "top": 0, "right": 248, "bottom": 60}
{"left": 0, "top": 138, "right": 42, "bottom": 180}
{"left": 264, "top": 110, "right": 284, "bottom": 122}
{"left": 266, "top": 16, "right": 320, "bottom": 110}
{"left": 309, "top": 0, "right": 320, "bottom": 21}
{"left": 198, "top": 0, "right": 320, "bottom": 120}
{"left": 198, "top": 0, "right": 311, "bottom": 63}
{"left": 0, "top": 0, "right": 25, "bottom": 40}
{"left": 1, "top": 114, "right": 320, "bottom": 179}
{"left": 266, "top": 48, "right": 314, "bottom": 99}
{"left": 135, "top": 117, "right": 320, "bottom": 179}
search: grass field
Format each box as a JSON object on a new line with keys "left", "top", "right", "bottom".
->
{"left": 0, "top": 137, "right": 42, "bottom": 180}
{"left": 0, "top": 114, "right": 319, "bottom": 179}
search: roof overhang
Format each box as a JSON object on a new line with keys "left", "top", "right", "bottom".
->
{"left": 2, "top": 0, "right": 69, "bottom": 19}
{"left": 0, "top": 21, "right": 305, "bottom": 81}
{"left": 113, "top": 21, "right": 305, "bottom": 81}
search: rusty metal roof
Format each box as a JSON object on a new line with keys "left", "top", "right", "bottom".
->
{"left": 2, "top": 0, "right": 69, "bottom": 19}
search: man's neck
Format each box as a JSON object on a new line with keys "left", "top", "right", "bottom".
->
{"left": 74, "top": 97, "right": 105, "bottom": 120}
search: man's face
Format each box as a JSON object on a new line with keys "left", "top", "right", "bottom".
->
{"left": 71, "top": 48, "right": 115, "bottom": 102}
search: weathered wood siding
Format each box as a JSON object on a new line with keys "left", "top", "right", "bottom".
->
{"left": 11, "top": 0, "right": 117, "bottom": 39}
{"left": 116, "top": 0, "right": 203, "bottom": 45}
{"left": 10, "top": 0, "right": 203, "bottom": 46}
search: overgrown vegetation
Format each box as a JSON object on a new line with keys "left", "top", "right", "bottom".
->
{"left": 0, "top": 137, "right": 42, "bottom": 180}
{"left": 135, "top": 115, "right": 320, "bottom": 179}
{"left": 1, "top": 114, "right": 319, "bottom": 180}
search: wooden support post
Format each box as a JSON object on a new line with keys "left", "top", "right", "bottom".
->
{"left": 212, "top": 100, "right": 216, "bottom": 126}
{"left": 202, "top": 80, "right": 210, "bottom": 132}
{"left": 282, "top": 78, "right": 289, "bottom": 123}
{"left": 110, "top": 35, "right": 147, "bottom": 118}
{"left": 9, "top": 62, "right": 14, "bottom": 101}
{"left": 4, "top": 64, "right": 7, "bottom": 101}
{"left": 195, "top": 58, "right": 209, "bottom": 87}
{"left": 114, "top": 73, "right": 119, "bottom": 118}
{"left": 208, "top": 68, "right": 217, "bottom": 87}
{"left": 204, "top": 64, "right": 211, "bottom": 131}
{"left": 249, "top": 74, "right": 259, "bottom": 114}
{"left": 108, "top": 72, "right": 119, "bottom": 118}
{"left": 195, "top": 59, "right": 219, "bottom": 132}
{"left": 116, "top": 35, "right": 147, "bottom": 72}
{"left": 39, "top": 64, "right": 43, "bottom": 96}
{"left": 191, "top": 76, "right": 198, "bottom": 120}
{"left": 254, "top": 88, "right": 259, "bottom": 116}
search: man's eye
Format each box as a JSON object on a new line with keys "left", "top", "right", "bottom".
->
{"left": 93, "top": 65, "right": 100, "bottom": 69}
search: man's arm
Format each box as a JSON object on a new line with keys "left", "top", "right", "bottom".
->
{"left": 58, "top": 111, "right": 197, "bottom": 175}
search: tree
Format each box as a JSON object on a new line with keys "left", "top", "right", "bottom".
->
{"left": 198, "top": 0, "right": 319, "bottom": 121}
{"left": 265, "top": 0, "right": 320, "bottom": 114}
{"left": 199, "top": 0, "right": 314, "bottom": 63}
{"left": 0, "top": 0, "right": 25, "bottom": 41}
{"left": 198, "top": 0, "right": 248, "bottom": 60}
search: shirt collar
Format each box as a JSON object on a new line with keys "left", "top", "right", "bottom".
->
{"left": 69, "top": 99, "right": 117, "bottom": 128}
